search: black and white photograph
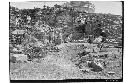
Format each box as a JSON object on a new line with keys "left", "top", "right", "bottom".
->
{"left": 9, "top": 1, "right": 123, "bottom": 82}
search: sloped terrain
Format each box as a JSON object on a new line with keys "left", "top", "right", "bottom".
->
{"left": 10, "top": 43, "right": 122, "bottom": 80}
{"left": 9, "top": 1, "right": 123, "bottom": 80}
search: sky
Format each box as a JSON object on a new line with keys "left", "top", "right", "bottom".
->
{"left": 10, "top": 1, "right": 122, "bottom": 15}
{"left": 91, "top": 1, "right": 122, "bottom": 15}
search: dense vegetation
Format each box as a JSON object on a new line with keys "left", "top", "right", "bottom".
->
{"left": 9, "top": 2, "right": 123, "bottom": 80}
{"left": 9, "top": 1, "right": 122, "bottom": 61}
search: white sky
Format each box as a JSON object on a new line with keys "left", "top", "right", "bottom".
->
{"left": 10, "top": 1, "right": 122, "bottom": 15}
{"left": 91, "top": 1, "right": 122, "bottom": 15}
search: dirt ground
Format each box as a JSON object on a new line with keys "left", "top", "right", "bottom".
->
{"left": 10, "top": 43, "right": 122, "bottom": 80}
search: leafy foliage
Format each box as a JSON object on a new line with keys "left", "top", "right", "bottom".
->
{"left": 9, "top": 1, "right": 122, "bottom": 61}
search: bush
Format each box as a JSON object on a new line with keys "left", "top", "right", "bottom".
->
{"left": 10, "top": 56, "right": 16, "bottom": 63}
{"left": 23, "top": 46, "right": 48, "bottom": 61}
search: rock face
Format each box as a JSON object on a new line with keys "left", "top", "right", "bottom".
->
{"left": 12, "top": 30, "right": 25, "bottom": 35}
{"left": 12, "top": 54, "right": 28, "bottom": 62}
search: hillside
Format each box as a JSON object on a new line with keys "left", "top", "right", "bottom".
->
{"left": 9, "top": 1, "right": 123, "bottom": 80}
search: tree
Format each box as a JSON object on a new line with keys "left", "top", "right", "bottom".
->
{"left": 69, "top": 1, "right": 95, "bottom": 13}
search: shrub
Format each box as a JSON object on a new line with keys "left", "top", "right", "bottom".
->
{"left": 10, "top": 56, "right": 16, "bottom": 63}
